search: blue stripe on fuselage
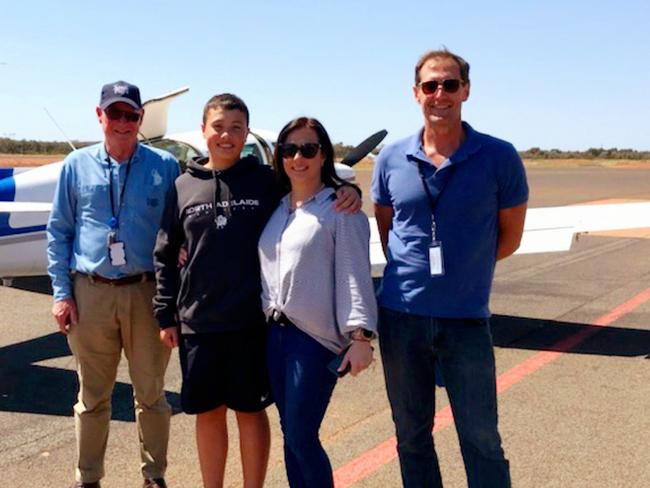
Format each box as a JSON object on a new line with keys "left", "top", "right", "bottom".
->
{"left": 0, "top": 174, "right": 16, "bottom": 201}
{"left": 0, "top": 223, "right": 47, "bottom": 237}
{"left": 0, "top": 174, "right": 23, "bottom": 236}
{"left": 0, "top": 168, "right": 15, "bottom": 180}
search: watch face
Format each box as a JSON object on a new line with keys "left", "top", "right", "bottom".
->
{"left": 362, "top": 329, "right": 374, "bottom": 339}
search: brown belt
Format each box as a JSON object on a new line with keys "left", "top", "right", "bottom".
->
{"left": 81, "top": 272, "right": 155, "bottom": 286}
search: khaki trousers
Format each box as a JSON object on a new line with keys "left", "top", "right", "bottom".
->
{"left": 67, "top": 274, "right": 171, "bottom": 483}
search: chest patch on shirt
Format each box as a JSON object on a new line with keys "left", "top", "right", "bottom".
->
{"left": 151, "top": 169, "right": 163, "bottom": 186}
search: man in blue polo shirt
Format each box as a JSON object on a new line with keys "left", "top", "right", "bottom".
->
{"left": 372, "top": 49, "right": 528, "bottom": 488}
{"left": 47, "top": 81, "right": 180, "bottom": 488}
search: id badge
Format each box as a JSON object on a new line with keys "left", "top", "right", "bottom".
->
{"left": 429, "top": 241, "right": 444, "bottom": 277}
{"left": 109, "top": 241, "right": 127, "bottom": 266}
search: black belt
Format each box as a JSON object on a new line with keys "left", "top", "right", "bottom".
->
{"left": 81, "top": 272, "right": 154, "bottom": 286}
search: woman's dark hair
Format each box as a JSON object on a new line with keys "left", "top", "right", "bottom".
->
{"left": 273, "top": 117, "right": 347, "bottom": 191}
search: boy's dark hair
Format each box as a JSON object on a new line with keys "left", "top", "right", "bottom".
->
{"left": 273, "top": 117, "right": 346, "bottom": 191}
{"left": 202, "top": 93, "right": 250, "bottom": 125}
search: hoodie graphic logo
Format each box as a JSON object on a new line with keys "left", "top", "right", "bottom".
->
{"left": 215, "top": 215, "right": 228, "bottom": 229}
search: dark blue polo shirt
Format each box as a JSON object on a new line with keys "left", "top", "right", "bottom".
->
{"left": 371, "top": 122, "right": 529, "bottom": 318}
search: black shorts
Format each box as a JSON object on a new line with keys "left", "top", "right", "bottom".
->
{"left": 179, "top": 326, "right": 273, "bottom": 414}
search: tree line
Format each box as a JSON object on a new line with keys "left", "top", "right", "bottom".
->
{"left": 520, "top": 147, "right": 650, "bottom": 160}
{"left": 0, "top": 137, "right": 95, "bottom": 155}
{"left": 2, "top": 137, "right": 649, "bottom": 160}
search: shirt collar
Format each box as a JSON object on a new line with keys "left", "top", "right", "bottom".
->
{"left": 280, "top": 185, "right": 335, "bottom": 211}
{"left": 406, "top": 121, "right": 482, "bottom": 168}
{"left": 97, "top": 142, "right": 142, "bottom": 166}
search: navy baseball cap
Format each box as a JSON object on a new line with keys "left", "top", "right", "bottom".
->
{"left": 99, "top": 81, "right": 142, "bottom": 110}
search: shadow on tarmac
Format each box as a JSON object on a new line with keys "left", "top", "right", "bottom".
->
{"left": 492, "top": 315, "right": 650, "bottom": 358}
{"left": 0, "top": 332, "right": 182, "bottom": 420}
{"left": 0, "top": 314, "right": 647, "bottom": 419}
{"left": 2, "top": 276, "right": 52, "bottom": 295}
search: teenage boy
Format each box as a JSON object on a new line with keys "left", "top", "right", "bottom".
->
{"left": 153, "top": 93, "right": 360, "bottom": 488}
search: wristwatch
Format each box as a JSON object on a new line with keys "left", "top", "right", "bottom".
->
{"left": 350, "top": 327, "right": 376, "bottom": 342}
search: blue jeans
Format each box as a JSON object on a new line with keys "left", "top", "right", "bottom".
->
{"left": 267, "top": 322, "right": 338, "bottom": 488}
{"left": 379, "top": 307, "right": 511, "bottom": 488}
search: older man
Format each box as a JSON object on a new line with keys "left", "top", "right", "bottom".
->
{"left": 47, "top": 81, "right": 180, "bottom": 488}
{"left": 372, "top": 49, "right": 529, "bottom": 487}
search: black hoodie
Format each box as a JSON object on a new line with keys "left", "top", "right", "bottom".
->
{"left": 153, "top": 155, "right": 284, "bottom": 333}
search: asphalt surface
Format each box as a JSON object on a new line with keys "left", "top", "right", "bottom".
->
{"left": 1, "top": 166, "right": 649, "bottom": 487}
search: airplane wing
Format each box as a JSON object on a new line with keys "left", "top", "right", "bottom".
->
{"left": 369, "top": 201, "right": 650, "bottom": 277}
{"left": 0, "top": 201, "right": 52, "bottom": 213}
{"left": 0, "top": 168, "right": 33, "bottom": 180}
{"left": 138, "top": 87, "right": 190, "bottom": 141}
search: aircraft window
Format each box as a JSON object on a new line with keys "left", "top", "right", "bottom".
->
{"left": 241, "top": 143, "right": 264, "bottom": 164}
{"left": 147, "top": 139, "right": 201, "bottom": 170}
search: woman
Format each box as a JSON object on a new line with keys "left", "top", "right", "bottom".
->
{"left": 258, "top": 117, "right": 378, "bottom": 488}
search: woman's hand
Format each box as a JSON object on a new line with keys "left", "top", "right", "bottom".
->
{"left": 340, "top": 341, "right": 374, "bottom": 376}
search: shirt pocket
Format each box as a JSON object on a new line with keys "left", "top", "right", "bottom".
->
{"left": 78, "top": 184, "right": 110, "bottom": 214}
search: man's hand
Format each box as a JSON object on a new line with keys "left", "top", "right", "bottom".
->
{"left": 160, "top": 327, "right": 179, "bottom": 348}
{"left": 52, "top": 298, "right": 78, "bottom": 335}
{"left": 339, "top": 341, "right": 374, "bottom": 377}
{"left": 334, "top": 185, "right": 362, "bottom": 214}
{"left": 497, "top": 203, "right": 527, "bottom": 261}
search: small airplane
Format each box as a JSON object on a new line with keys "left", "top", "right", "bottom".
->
{"left": 2, "top": 88, "right": 650, "bottom": 280}
{"left": 0, "top": 87, "right": 366, "bottom": 279}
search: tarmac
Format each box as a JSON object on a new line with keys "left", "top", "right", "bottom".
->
{"left": 0, "top": 166, "right": 649, "bottom": 487}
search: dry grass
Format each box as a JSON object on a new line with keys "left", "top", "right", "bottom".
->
{"left": 523, "top": 158, "right": 650, "bottom": 169}
{"left": 0, "top": 154, "right": 65, "bottom": 168}
{"left": 2, "top": 154, "right": 650, "bottom": 171}
{"left": 350, "top": 158, "right": 650, "bottom": 171}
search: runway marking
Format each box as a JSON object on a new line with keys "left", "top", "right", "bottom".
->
{"left": 333, "top": 286, "right": 650, "bottom": 487}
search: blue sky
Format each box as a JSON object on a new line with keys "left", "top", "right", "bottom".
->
{"left": 1, "top": 0, "right": 649, "bottom": 150}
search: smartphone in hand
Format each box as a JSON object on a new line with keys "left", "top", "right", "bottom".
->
{"left": 327, "top": 346, "right": 351, "bottom": 377}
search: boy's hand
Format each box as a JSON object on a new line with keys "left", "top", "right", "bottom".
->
{"left": 334, "top": 186, "right": 362, "bottom": 214}
{"left": 160, "top": 327, "right": 179, "bottom": 348}
{"left": 177, "top": 246, "right": 188, "bottom": 267}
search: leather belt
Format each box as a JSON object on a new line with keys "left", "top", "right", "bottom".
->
{"left": 82, "top": 272, "right": 155, "bottom": 286}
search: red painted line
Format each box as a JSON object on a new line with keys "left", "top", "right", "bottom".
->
{"left": 333, "top": 287, "right": 650, "bottom": 487}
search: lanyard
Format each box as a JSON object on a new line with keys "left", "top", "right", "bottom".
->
{"left": 416, "top": 160, "right": 455, "bottom": 241}
{"left": 106, "top": 150, "right": 134, "bottom": 229}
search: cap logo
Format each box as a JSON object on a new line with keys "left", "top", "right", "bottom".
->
{"left": 113, "top": 84, "right": 129, "bottom": 95}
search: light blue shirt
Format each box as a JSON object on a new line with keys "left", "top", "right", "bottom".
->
{"left": 47, "top": 143, "right": 180, "bottom": 300}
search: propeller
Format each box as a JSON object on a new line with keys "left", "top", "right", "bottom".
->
{"left": 339, "top": 129, "right": 387, "bottom": 167}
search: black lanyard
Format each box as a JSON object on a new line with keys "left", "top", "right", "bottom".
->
{"left": 416, "top": 160, "right": 455, "bottom": 241}
{"left": 106, "top": 150, "right": 134, "bottom": 229}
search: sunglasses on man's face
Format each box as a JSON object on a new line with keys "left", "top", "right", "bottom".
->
{"left": 419, "top": 79, "right": 463, "bottom": 95}
{"left": 279, "top": 142, "right": 321, "bottom": 159}
{"left": 104, "top": 106, "right": 142, "bottom": 123}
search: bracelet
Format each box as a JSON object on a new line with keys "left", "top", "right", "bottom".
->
{"left": 350, "top": 327, "right": 376, "bottom": 342}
